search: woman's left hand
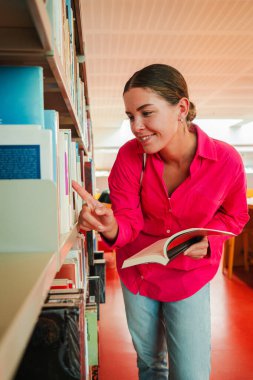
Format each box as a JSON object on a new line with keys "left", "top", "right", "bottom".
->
{"left": 183, "top": 236, "right": 209, "bottom": 260}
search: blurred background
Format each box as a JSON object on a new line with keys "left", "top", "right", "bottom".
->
{"left": 81, "top": 0, "right": 253, "bottom": 192}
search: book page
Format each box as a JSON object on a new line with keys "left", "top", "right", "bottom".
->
{"left": 122, "top": 238, "right": 168, "bottom": 268}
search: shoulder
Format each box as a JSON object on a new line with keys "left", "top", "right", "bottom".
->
{"left": 213, "top": 138, "right": 243, "bottom": 169}
{"left": 118, "top": 138, "right": 143, "bottom": 157}
{"left": 115, "top": 138, "right": 144, "bottom": 166}
{"left": 195, "top": 124, "right": 243, "bottom": 170}
{"left": 109, "top": 138, "right": 144, "bottom": 181}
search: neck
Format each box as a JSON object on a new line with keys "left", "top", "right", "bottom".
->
{"left": 159, "top": 127, "right": 197, "bottom": 167}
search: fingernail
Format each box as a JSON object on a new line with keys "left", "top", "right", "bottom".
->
{"left": 97, "top": 225, "right": 104, "bottom": 231}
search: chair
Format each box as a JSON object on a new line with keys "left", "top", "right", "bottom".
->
{"left": 241, "top": 207, "right": 253, "bottom": 272}
{"left": 223, "top": 206, "right": 253, "bottom": 278}
{"left": 222, "top": 237, "right": 236, "bottom": 279}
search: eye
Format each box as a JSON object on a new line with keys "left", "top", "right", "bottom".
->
{"left": 142, "top": 111, "right": 153, "bottom": 117}
{"left": 127, "top": 115, "right": 134, "bottom": 122}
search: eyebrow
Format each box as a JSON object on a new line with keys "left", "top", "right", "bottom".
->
{"left": 125, "top": 103, "right": 154, "bottom": 115}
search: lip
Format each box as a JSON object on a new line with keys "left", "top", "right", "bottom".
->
{"left": 137, "top": 133, "right": 155, "bottom": 144}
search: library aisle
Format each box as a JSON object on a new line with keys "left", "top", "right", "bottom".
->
{"left": 99, "top": 262, "right": 253, "bottom": 380}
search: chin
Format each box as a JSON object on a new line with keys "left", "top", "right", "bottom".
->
{"left": 143, "top": 146, "right": 160, "bottom": 154}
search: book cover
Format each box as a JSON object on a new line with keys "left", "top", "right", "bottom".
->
{"left": 90, "top": 259, "right": 106, "bottom": 304}
{"left": 85, "top": 304, "right": 98, "bottom": 366}
{"left": 66, "top": 249, "right": 83, "bottom": 288}
{"left": 50, "top": 278, "right": 74, "bottom": 290}
{"left": 58, "top": 130, "right": 71, "bottom": 233}
{"left": 86, "top": 230, "right": 95, "bottom": 266}
{"left": 0, "top": 125, "right": 53, "bottom": 180}
{"left": 54, "top": 263, "right": 77, "bottom": 288}
{"left": 0, "top": 66, "right": 44, "bottom": 127}
{"left": 122, "top": 228, "right": 235, "bottom": 268}
{"left": 44, "top": 110, "right": 59, "bottom": 184}
{"left": 88, "top": 275, "right": 100, "bottom": 320}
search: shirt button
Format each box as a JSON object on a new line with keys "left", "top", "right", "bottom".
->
{"left": 167, "top": 229, "right": 171, "bottom": 233}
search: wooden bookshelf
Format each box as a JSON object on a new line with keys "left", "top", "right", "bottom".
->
{"left": 0, "top": 1, "right": 95, "bottom": 378}
{"left": 0, "top": 226, "right": 79, "bottom": 380}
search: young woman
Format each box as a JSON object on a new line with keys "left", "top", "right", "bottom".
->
{"left": 73, "top": 64, "right": 249, "bottom": 380}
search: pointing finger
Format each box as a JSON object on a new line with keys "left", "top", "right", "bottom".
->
{"left": 72, "top": 180, "right": 102, "bottom": 210}
{"left": 72, "top": 180, "right": 91, "bottom": 201}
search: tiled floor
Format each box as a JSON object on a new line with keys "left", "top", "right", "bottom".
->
{"left": 98, "top": 262, "right": 253, "bottom": 380}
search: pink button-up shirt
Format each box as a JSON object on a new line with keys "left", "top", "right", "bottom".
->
{"left": 106, "top": 125, "right": 249, "bottom": 302}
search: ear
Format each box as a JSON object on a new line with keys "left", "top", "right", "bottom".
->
{"left": 177, "top": 98, "right": 189, "bottom": 120}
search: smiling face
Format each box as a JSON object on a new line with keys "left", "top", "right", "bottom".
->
{"left": 124, "top": 87, "right": 185, "bottom": 154}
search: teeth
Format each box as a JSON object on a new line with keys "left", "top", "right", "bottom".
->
{"left": 140, "top": 134, "right": 153, "bottom": 141}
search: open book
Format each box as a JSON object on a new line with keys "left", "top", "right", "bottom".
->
{"left": 122, "top": 228, "right": 235, "bottom": 268}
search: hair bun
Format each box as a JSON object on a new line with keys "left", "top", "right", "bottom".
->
{"left": 187, "top": 101, "right": 197, "bottom": 122}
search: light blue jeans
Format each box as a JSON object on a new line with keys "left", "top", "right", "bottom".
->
{"left": 121, "top": 282, "right": 211, "bottom": 380}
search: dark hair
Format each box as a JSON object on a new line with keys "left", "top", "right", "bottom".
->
{"left": 123, "top": 64, "right": 189, "bottom": 105}
{"left": 187, "top": 101, "right": 197, "bottom": 123}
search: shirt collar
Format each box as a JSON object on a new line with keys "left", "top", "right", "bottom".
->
{"left": 192, "top": 123, "right": 218, "bottom": 161}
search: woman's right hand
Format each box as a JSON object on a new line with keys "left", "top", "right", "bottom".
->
{"left": 72, "top": 180, "right": 119, "bottom": 241}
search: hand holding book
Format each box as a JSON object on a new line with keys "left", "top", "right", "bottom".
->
{"left": 183, "top": 236, "right": 209, "bottom": 259}
{"left": 122, "top": 228, "right": 235, "bottom": 268}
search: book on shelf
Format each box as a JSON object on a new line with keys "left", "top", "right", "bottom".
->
{"left": 87, "top": 275, "right": 100, "bottom": 320}
{"left": 50, "top": 278, "right": 74, "bottom": 290}
{"left": 85, "top": 303, "right": 98, "bottom": 367}
{"left": 90, "top": 257, "right": 106, "bottom": 304}
{"left": 74, "top": 145, "right": 83, "bottom": 218}
{"left": 122, "top": 228, "right": 235, "bottom": 268}
{"left": 58, "top": 129, "right": 83, "bottom": 233}
{"left": 14, "top": 293, "right": 85, "bottom": 380}
{"left": 44, "top": 110, "right": 59, "bottom": 185}
{"left": 0, "top": 125, "right": 53, "bottom": 180}
{"left": 58, "top": 129, "right": 71, "bottom": 234}
{"left": 54, "top": 249, "right": 83, "bottom": 289}
{"left": 54, "top": 263, "right": 77, "bottom": 288}
{"left": 86, "top": 230, "right": 96, "bottom": 266}
{"left": 0, "top": 66, "right": 44, "bottom": 127}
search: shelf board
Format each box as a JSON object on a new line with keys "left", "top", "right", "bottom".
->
{"left": 46, "top": 50, "right": 85, "bottom": 142}
{"left": 0, "top": 0, "right": 88, "bottom": 153}
{"left": 0, "top": 226, "right": 79, "bottom": 380}
{"left": 26, "top": 0, "right": 52, "bottom": 52}
{"left": 58, "top": 224, "right": 79, "bottom": 267}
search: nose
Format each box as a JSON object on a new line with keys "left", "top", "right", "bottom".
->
{"left": 131, "top": 117, "right": 145, "bottom": 133}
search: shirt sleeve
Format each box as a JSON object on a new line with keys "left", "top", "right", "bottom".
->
{"left": 205, "top": 158, "right": 249, "bottom": 234}
{"left": 204, "top": 157, "right": 249, "bottom": 260}
{"left": 103, "top": 141, "right": 145, "bottom": 249}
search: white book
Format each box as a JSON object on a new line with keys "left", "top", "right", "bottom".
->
{"left": 58, "top": 130, "right": 71, "bottom": 234}
{"left": 63, "top": 130, "right": 73, "bottom": 227}
{"left": 70, "top": 141, "right": 79, "bottom": 223}
{"left": 0, "top": 125, "right": 53, "bottom": 180}
{"left": 44, "top": 110, "right": 59, "bottom": 184}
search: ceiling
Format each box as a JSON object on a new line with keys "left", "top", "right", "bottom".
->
{"left": 82, "top": 0, "right": 253, "bottom": 170}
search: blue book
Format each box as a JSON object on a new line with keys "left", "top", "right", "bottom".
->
{"left": 44, "top": 110, "right": 59, "bottom": 184}
{"left": 0, "top": 66, "right": 44, "bottom": 127}
{"left": 0, "top": 145, "right": 41, "bottom": 179}
{"left": 0, "top": 125, "right": 53, "bottom": 180}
